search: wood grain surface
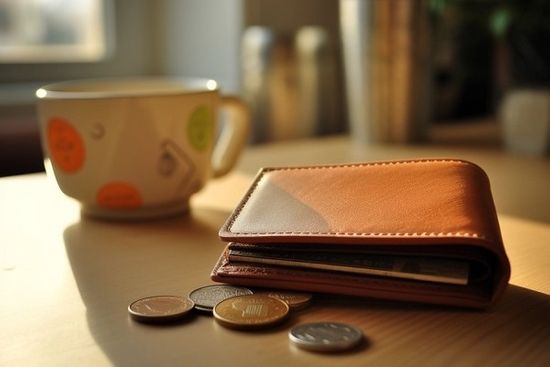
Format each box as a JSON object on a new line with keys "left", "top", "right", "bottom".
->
{"left": 1, "top": 136, "right": 549, "bottom": 366}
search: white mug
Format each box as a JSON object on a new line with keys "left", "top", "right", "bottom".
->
{"left": 36, "top": 77, "right": 249, "bottom": 219}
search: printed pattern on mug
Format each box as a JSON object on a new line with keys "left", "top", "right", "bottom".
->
{"left": 47, "top": 117, "right": 86, "bottom": 173}
{"left": 96, "top": 182, "right": 143, "bottom": 209}
{"left": 187, "top": 106, "right": 213, "bottom": 151}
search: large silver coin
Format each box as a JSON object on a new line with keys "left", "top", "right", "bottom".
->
{"left": 128, "top": 295, "right": 194, "bottom": 323}
{"left": 188, "top": 285, "right": 253, "bottom": 312}
{"left": 289, "top": 322, "right": 363, "bottom": 352}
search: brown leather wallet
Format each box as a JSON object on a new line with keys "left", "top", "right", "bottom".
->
{"left": 211, "top": 159, "right": 511, "bottom": 309}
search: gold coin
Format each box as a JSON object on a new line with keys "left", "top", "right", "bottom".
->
{"left": 254, "top": 290, "right": 313, "bottom": 310}
{"left": 128, "top": 295, "right": 194, "bottom": 323}
{"left": 213, "top": 294, "right": 290, "bottom": 330}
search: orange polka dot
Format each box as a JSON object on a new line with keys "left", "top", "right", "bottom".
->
{"left": 96, "top": 182, "right": 142, "bottom": 209}
{"left": 47, "top": 117, "right": 85, "bottom": 173}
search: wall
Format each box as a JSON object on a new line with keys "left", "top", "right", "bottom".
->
{"left": 155, "top": 0, "right": 243, "bottom": 93}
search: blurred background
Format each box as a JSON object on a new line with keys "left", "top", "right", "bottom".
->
{"left": 1, "top": 0, "right": 549, "bottom": 176}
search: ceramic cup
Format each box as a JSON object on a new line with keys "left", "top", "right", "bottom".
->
{"left": 36, "top": 77, "right": 249, "bottom": 219}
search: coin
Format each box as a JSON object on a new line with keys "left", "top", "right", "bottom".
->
{"left": 289, "top": 322, "right": 363, "bottom": 352}
{"left": 188, "top": 285, "right": 253, "bottom": 312}
{"left": 128, "top": 295, "right": 194, "bottom": 323}
{"left": 254, "top": 290, "right": 312, "bottom": 310}
{"left": 213, "top": 294, "right": 290, "bottom": 330}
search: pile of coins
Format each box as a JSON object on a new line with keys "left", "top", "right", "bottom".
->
{"left": 128, "top": 285, "right": 363, "bottom": 353}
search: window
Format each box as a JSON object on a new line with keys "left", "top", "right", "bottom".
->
{"left": 0, "top": 0, "right": 110, "bottom": 63}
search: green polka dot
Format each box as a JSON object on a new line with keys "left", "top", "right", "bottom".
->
{"left": 187, "top": 106, "right": 213, "bottom": 151}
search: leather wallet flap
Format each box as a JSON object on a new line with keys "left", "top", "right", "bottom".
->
{"left": 220, "top": 159, "right": 503, "bottom": 251}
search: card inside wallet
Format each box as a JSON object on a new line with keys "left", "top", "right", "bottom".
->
{"left": 214, "top": 241, "right": 501, "bottom": 308}
{"left": 226, "top": 243, "right": 492, "bottom": 286}
{"left": 211, "top": 159, "right": 511, "bottom": 308}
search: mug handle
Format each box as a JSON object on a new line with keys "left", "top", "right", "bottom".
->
{"left": 211, "top": 96, "right": 250, "bottom": 178}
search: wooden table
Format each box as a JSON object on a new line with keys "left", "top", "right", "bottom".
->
{"left": 2, "top": 136, "right": 550, "bottom": 366}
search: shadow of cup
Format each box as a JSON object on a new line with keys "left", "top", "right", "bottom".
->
{"left": 63, "top": 207, "right": 230, "bottom": 365}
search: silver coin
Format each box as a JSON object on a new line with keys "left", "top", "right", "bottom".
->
{"left": 289, "top": 322, "right": 363, "bottom": 352}
{"left": 188, "top": 285, "right": 253, "bottom": 312}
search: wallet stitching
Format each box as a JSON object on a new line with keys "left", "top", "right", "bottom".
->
{"left": 261, "top": 158, "right": 475, "bottom": 172}
{"left": 226, "top": 159, "right": 486, "bottom": 239}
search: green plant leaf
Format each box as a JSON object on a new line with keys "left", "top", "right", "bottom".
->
{"left": 490, "top": 8, "right": 511, "bottom": 37}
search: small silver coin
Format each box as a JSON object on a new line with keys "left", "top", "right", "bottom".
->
{"left": 289, "top": 322, "right": 363, "bottom": 352}
{"left": 188, "top": 285, "right": 253, "bottom": 312}
{"left": 128, "top": 295, "right": 194, "bottom": 323}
